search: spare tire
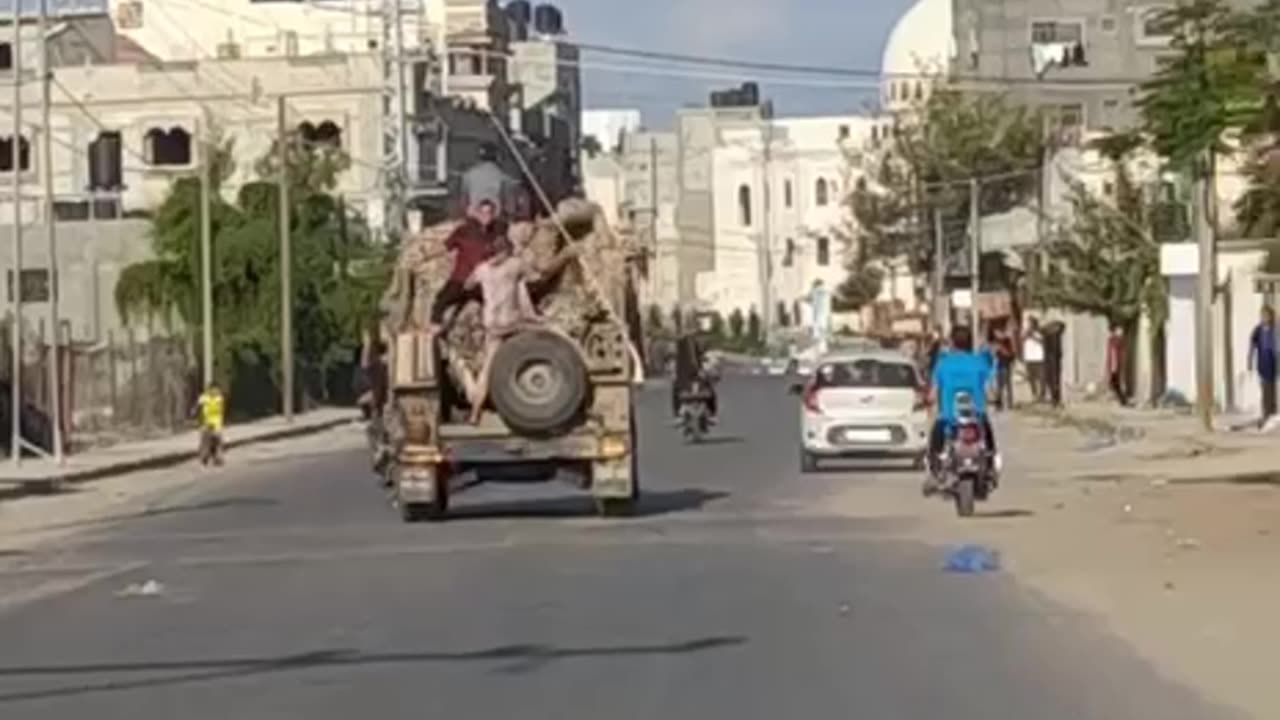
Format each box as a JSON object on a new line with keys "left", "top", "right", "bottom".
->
{"left": 488, "top": 330, "right": 589, "bottom": 435}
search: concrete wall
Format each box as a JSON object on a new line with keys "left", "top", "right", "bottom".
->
{"left": 0, "top": 218, "right": 152, "bottom": 346}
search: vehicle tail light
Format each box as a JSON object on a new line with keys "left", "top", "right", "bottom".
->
{"left": 958, "top": 424, "right": 981, "bottom": 444}
{"left": 802, "top": 384, "right": 822, "bottom": 414}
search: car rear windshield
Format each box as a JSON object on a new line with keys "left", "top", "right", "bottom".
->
{"left": 812, "top": 359, "right": 918, "bottom": 389}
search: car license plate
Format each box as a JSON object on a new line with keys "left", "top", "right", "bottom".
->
{"left": 844, "top": 429, "right": 891, "bottom": 443}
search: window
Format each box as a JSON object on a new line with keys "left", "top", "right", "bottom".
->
{"left": 838, "top": 124, "right": 850, "bottom": 140}
{"left": 913, "top": 82, "right": 924, "bottom": 101}
{"left": 1136, "top": 6, "right": 1177, "bottom": 45}
{"left": 6, "top": 269, "right": 51, "bottom": 303}
{"left": 298, "top": 120, "right": 342, "bottom": 149}
{"left": 144, "top": 127, "right": 192, "bottom": 166}
{"left": 871, "top": 125, "right": 879, "bottom": 143}
{"left": 1100, "top": 15, "right": 1117, "bottom": 33}
{"left": 816, "top": 237, "right": 830, "bottom": 266}
{"left": 783, "top": 238, "right": 795, "bottom": 267}
{"left": 1031, "top": 20, "right": 1083, "bottom": 44}
{"left": 0, "top": 43, "right": 11, "bottom": 71}
{"left": 815, "top": 178, "right": 829, "bottom": 207}
{"left": 784, "top": 179, "right": 793, "bottom": 208}
{"left": 1030, "top": 20, "right": 1087, "bottom": 71}
{"left": 88, "top": 131, "right": 124, "bottom": 190}
{"left": 812, "top": 359, "right": 918, "bottom": 389}
{"left": 0, "top": 135, "right": 31, "bottom": 172}
{"left": 738, "top": 184, "right": 752, "bottom": 226}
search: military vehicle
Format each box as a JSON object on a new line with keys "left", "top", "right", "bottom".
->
{"left": 375, "top": 200, "right": 645, "bottom": 522}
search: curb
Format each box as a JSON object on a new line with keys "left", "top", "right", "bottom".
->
{"left": 1017, "top": 405, "right": 1139, "bottom": 441}
{"left": 0, "top": 414, "right": 358, "bottom": 500}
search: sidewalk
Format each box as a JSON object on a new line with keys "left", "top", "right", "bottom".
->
{"left": 0, "top": 408, "right": 358, "bottom": 494}
{"left": 1017, "top": 400, "right": 1280, "bottom": 486}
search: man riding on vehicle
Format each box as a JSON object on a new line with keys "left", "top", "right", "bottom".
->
{"left": 924, "top": 324, "right": 1001, "bottom": 493}
{"left": 671, "top": 314, "right": 719, "bottom": 425}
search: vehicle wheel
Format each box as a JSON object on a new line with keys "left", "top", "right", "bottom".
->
{"left": 954, "top": 477, "right": 976, "bottom": 517}
{"left": 911, "top": 453, "right": 926, "bottom": 471}
{"left": 488, "top": 330, "right": 589, "bottom": 435}
{"left": 800, "top": 450, "right": 819, "bottom": 473}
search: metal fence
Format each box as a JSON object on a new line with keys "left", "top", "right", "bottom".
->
{"left": 0, "top": 324, "right": 194, "bottom": 454}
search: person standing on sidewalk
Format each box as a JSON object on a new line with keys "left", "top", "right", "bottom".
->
{"left": 1022, "top": 317, "right": 1045, "bottom": 403}
{"left": 1106, "top": 324, "right": 1130, "bottom": 406}
{"left": 1042, "top": 320, "right": 1066, "bottom": 408}
{"left": 1247, "top": 306, "right": 1278, "bottom": 426}
{"left": 992, "top": 325, "right": 1016, "bottom": 411}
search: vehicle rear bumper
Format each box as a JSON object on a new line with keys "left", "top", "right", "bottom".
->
{"left": 437, "top": 424, "right": 631, "bottom": 465}
{"left": 802, "top": 418, "right": 929, "bottom": 456}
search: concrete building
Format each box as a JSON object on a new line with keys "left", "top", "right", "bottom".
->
{"left": 509, "top": 33, "right": 581, "bottom": 204}
{"left": 619, "top": 130, "right": 680, "bottom": 310}
{"left": 582, "top": 109, "right": 641, "bottom": 152}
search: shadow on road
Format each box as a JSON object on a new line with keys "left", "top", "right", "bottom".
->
{"left": 0, "top": 636, "right": 747, "bottom": 703}
{"left": 810, "top": 461, "right": 918, "bottom": 475}
{"left": 446, "top": 489, "right": 729, "bottom": 521}
{"left": 974, "top": 509, "right": 1035, "bottom": 519}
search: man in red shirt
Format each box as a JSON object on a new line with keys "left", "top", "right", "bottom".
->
{"left": 1106, "top": 323, "right": 1129, "bottom": 406}
{"left": 427, "top": 200, "right": 503, "bottom": 331}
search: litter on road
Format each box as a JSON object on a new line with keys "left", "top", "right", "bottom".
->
{"left": 943, "top": 545, "right": 1001, "bottom": 574}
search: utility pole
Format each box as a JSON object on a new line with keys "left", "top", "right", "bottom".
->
{"left": 968, "top": 177, "right": 981, "bottom": 335}
{"left": 648, "top": 135, "right": 658, "bottom": 303}
{"left": 932, "top": 206, "right": 946, "bottom": 331}
{"left": 758, "top": 115, "right": 775, "bottom": 346}
{"left": 199, "top": 108, "right": 214, "bottom": 389}
{"left": 10, "top": 0, "right": 25, "bottom": 465}
{"left": 380, "top": 0, "right": 408, "bottom": 237}
{"left": 277, "top": 97, "right": 294, "bottom": 421}
{"left": 1193, "top": 153, "right": 1214, "bottom": 430}
{"left": 37, "top": 0, "right": 62, "bottom": 464}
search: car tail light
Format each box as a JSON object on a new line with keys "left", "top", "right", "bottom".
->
{"left": 802, "top": 384, "right": 822, "bottom": 414}
{"left": 958, "top": 424, "right": 981, "bottom": 444}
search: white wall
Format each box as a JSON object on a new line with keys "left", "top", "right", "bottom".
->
{"left": 0, "top": 54, "right": 387, "bottom": 229}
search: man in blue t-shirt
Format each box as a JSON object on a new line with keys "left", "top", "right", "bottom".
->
{"left": 926, "top": 324, "right": 1000, "bottom": 489}
{"left": 1248, "top": 306, "right": 1278, "bottom": 426}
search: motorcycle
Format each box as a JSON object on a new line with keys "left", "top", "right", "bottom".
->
{"left": 677, "top": 376, "right": 715, "bottom": 444}
{"left": 937, "top": 391, "right": 996, "bottom": 517}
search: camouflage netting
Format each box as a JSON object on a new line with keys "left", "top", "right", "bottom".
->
{"left": 381, "top": 199, "right": 637, "bottom": 380}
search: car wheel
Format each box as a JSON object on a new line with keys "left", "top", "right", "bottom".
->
{"left": 800, "top": 450, "right": 819, "bottom": 473}
{"left": 488, "top": 330, "right": 589, "bottom": 436}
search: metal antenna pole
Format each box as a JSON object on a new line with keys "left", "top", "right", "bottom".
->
{"left": 10, "top": 0, "right": 25, "bottom": 465}
{"left": 37, "top": 0, "right": 62, "bottom": 463}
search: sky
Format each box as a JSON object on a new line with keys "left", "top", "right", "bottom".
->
{"left": 554, "top": 0, "right": 916, "bottom": 126}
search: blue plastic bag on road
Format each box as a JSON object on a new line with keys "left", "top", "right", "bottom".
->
{"left": 943, "top": 544, "right": 1001, "bottom": 573}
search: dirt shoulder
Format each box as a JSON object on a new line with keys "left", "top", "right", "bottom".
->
{"left": 826, "top": 414, "right": 1280, "bottom": 720}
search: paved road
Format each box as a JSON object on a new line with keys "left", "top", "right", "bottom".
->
{"left": 0, "top": 378, "right": 1242, "bottom": 719}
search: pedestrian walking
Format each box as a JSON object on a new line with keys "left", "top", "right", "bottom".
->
{"left": 1022, "top": 317, "right": 1045, "bottom": 403}
{"left": 1042, "top": 320, "right": 1065, "bottom": 408}
{"left": 992, "top": 325, "right": 1016, "bottom": 411}
{"left": 1248, "top": 306, "right": 1278, "bottom": 427}
{"left": 1106, "top": 323, "right": 1130, "bottom": 406}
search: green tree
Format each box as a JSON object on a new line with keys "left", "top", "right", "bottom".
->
{"left": 1030, "top": 133, "right": 1165, "bottom": 331}
{"left": 728, "top": 308, "right": 746, "bottom": 342}
{"left": 850, "top": 88, "right": 1044, "bottom": 282}
{"left": 1135, "top": 0, "right": 1260, "bottom": 174}
{"left": 116, "top": 128, "right": 387, "bottom": 417}
{"left": 747, "top": 309, "right": 763, "bottom": 349}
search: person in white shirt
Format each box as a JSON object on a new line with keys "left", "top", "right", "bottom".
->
{"left": 1022, "top": 316, "right": 1046, "bottom": 403}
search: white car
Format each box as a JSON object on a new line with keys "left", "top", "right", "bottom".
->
{"left": 793, "top": 350, "right": 930, "bottom": 472}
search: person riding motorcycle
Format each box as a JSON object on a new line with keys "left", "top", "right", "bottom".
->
{"left": 671, "top": 317, "right": 719, "bottom": 425}
{"left": 925, "top": 324, "right": 1001, "bottom": 493}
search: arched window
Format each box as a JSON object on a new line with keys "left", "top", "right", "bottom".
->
{"left": 88, "top": 131, "right": 124, "bottom": 190}
{"left": 298, "top": 120, "right": 343, "bottom": 149}
{"left": 914, "top": 81, "right": 924, "bottom": 101}
{"left": 816, "top": 237, "right": 831, "bottom": 266}
{"left": 815, "top": 178, "right": 829, "bottom": 207}
{"left": 145, "top": 126, "right": 191, "bottom": 166}
{"left": 784, "top": 179, "right": 793, "bottom": 208}
{"left": 738, "top": 184, "right": 752, "bottom": 226}
{"left": 782, "top": 238, "right": 795, "bottom": 267}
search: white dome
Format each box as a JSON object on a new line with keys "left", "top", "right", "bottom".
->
{"left": 880, "top": 0, "right": 953, "bottom": 112}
